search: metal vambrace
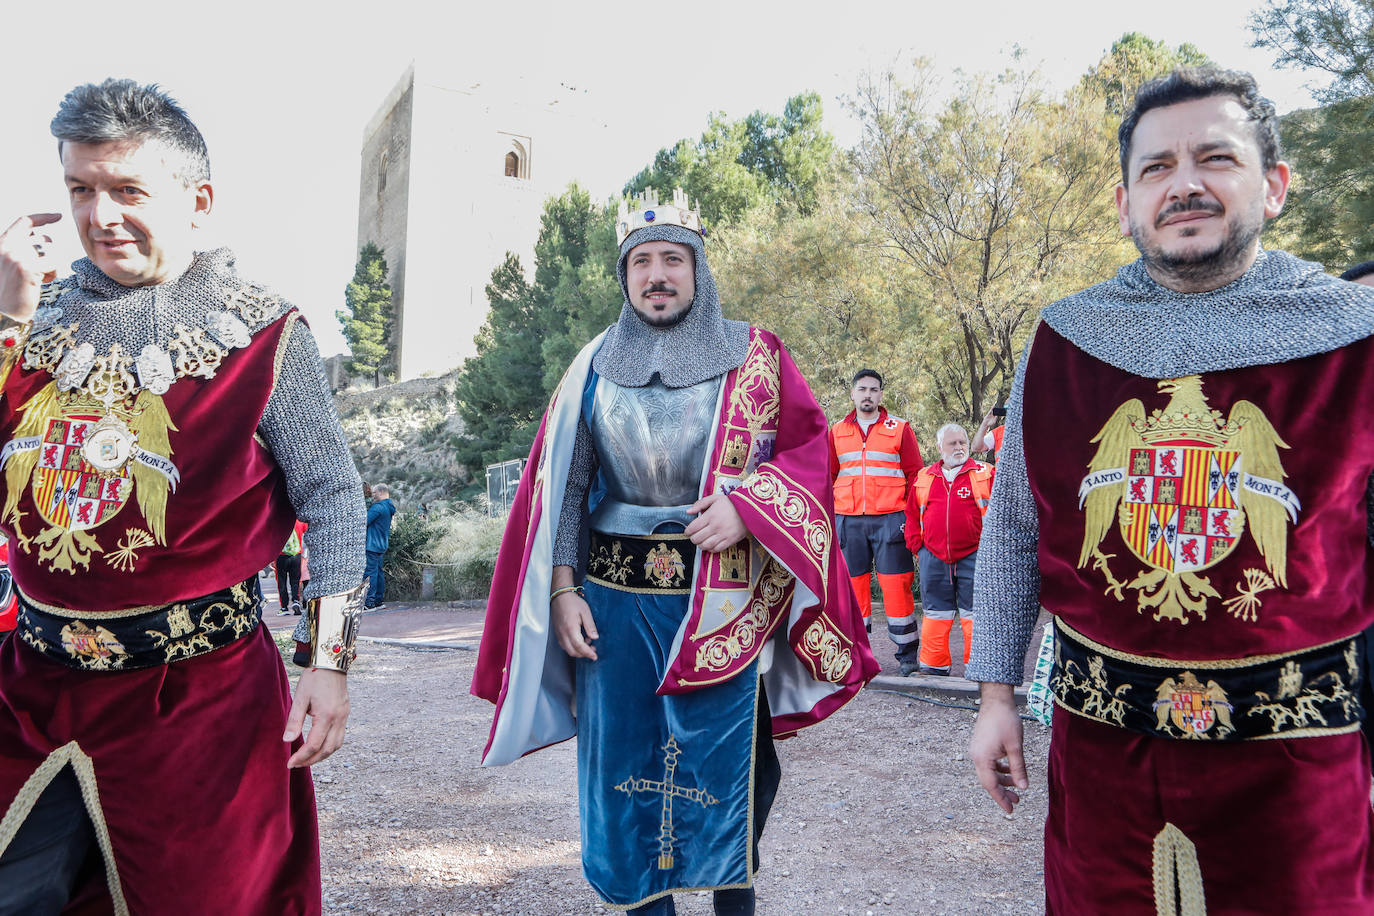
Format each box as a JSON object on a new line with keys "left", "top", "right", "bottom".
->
{"left": 305, "top": 580, "right": 367, "bottom": 673}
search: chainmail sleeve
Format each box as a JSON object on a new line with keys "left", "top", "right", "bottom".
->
{"left": 967, "top": 341, "right": 1042, "bottom": 685}
{"left": 258, "top": 317, "right": 366, "bottom": 599}
{"left": 553, "top": 417, "right": 596, "bottom": 568}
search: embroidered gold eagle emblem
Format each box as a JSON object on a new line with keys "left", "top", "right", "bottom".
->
{"left": 1077, "top": 376, "right": 1299, "bottom": 624}
{"left": 644, "top": 543, "right": 687, "bottom": 588}
{"left": 2, "top": 382, "right": 178, "bottom": 573}
{"left": 59, "top": 620, "right": 129, "bottom": 668}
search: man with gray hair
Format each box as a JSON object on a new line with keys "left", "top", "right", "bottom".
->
{"left": 902, "top": 423, "right": 993, "bottom": 675}
{"left": 0, "top": 79, "right": 364, "bottom": 913}
{"left": 473, "top": 189, "right": 877, "bottom": 914}
{"left": 969, "top": 66, "right": 1374, "bottom": 909}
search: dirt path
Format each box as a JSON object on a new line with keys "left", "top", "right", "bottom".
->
{"left": 305, "top": 638, "right": 1049, "bottom": 915}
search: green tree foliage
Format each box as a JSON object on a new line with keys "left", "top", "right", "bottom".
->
{"left": 846, "top": 61, "right": 1130, "bottom": 426}
{"left": 712, "top": 178, "right": 929, "bottom": 427}
{"left": 452, "top": 185, "right": 621, "bottom": 476}
{"left": 1250, "top": 0, "right": 1373, "bottom": 102}
{"left": 1079, "top": 32, "right": 1211, "bottom": 116}
{"left": 530, "top": 190, "right": 623, "bottom": 393}
{"left": 336, "top": 243, "right": 394, "bottom": 385}
{"left": 452, "top": 254, "right": 544, "bottom": 474}
{"left": 626, "top": 93, "right": 836, "bottom": 226}
{"left": 1251, "top": 0, "right": 1374, "bottom": 265}
{"left": 1271, "top": 96, "right": 1374, "bottom": 266}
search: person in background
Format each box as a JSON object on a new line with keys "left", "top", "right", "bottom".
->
{"left": 365, "top": 484, "right": 396, "bottom": 609}
{"left": 828, "top": 369, "right": 924, "bottom": 672}
{"left": 903, "top": 424, "right": 994, "bottom": 675}
{"left": 971, "top": 407, "right": 1006, "bottom": 459}
{"left": 276, "top": 519, "right": 308, "bottom": 615}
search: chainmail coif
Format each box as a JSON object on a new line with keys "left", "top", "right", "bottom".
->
{"left": 1043, "top": 249, "right": 1374, "bottom": 378}
{"left": 592, "top": 224, "right": 749, "bottom": 389}
{"left": 43, "top": 247, "right": 365, "bottom": 599}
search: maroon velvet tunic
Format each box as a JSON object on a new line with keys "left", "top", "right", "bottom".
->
{"left": 1022, "top": 323, "right": 1374, "bottom": 912}
{"left": 0, "top": 311, "right": 319, "bottom": 914}
{"left": 0, "top": 313, "right": 298, "bottom": 608}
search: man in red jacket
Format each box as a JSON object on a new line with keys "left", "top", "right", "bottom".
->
{"left": 904, "top": 423, "right": 993, "bottom": 675}
{"left": 830, "top": 369, "right": 924, "bottom": 674}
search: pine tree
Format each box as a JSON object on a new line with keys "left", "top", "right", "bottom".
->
{"left": 452, "top": 254, "right": 545, "bottom": 474}
{"left": 337, "top": 243, "right": 394, "bottom": 385}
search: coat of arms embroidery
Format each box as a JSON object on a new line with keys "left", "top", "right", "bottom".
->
{"left": 60, "top": 620, "right": 129, "bottom": 668}
{"left": 32, "top": 415, "right": 132, "bottom": 532}
{"left": 1, "top": 383, "right": 179, "bottom": 573}
{"left": 1077, "top": 376, "right": 1300, "bottom": 624}
{"left": 644, "top": 543, "right": 686, "bottom": 588}
{"left": 1153, "top": 671, "right": 1234, "bottom": 738}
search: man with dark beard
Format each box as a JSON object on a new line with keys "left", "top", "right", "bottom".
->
{"left": 473, "top": 189, "right": 877, "bottom": 914}
{"left": 968, "top": 67, "right": 1374, "bottom": 910}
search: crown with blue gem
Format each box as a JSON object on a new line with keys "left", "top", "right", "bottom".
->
{"left": 615, "top": 187, "right": 703, "bottom": 246}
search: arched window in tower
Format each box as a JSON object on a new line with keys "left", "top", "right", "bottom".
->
{"left": 500, "top": 135, "right": 531, "bottom": 179}
{"left": 378, "top": 149, "right": 389, "bottom": 195}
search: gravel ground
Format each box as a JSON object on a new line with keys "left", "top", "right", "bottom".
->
{"left": 303, "top": 637, "right": 1050, "bottom": 916}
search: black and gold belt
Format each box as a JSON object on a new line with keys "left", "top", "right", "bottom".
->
{"left": 1051, "top": 618, "right": 1364, "bottom": 740}
{"left": 16, "top": 577, "right": 263, "bottom": 671}
{"left": 586, "top": 530, "right": 695, "bottom": 594}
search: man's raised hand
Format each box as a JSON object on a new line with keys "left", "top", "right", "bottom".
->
{"left": 0, "top": 214, "right": 63, "bottom": 321}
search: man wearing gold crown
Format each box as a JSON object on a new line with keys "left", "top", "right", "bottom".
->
{"left": 472, "top": 188, "right": 878, "bottom": 913}
{"left": 0, "top": 80, "right": 364, "bottom": 913}
{"left": 968, "top": 66, "right": 1374, "bottom": 911}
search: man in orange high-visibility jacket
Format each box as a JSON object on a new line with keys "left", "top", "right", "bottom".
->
{"left": 904, "top": 423, "right": 993, "bottom": 675}
{"left": 829, "top": 369, "right": 924, "bottom": 674}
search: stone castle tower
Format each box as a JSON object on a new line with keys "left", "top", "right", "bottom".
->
{"left": 356, "top": 63, "right": 611, "bottom": 380}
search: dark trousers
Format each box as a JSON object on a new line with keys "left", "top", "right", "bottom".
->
{"left": 0, "top": 767, "right": 96, "bottom": 915}
{"left": 275, "top": 553, "right": 302, "bottom": 609}
{"left": 628, "top": 688, "right": 780, "bottom": 916}
{"left": 629, "top": 887, "right": 756, "bottom": 915}
{"left": 364, "top": 551, "right": 385, "bottom": 606}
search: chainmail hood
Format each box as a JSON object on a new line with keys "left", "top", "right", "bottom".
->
{"left": 51, "top": 247, "right": 286, "bottom": 354}
{"left": 592, "top": 224, "right": 749, "bottom": 388}
{"left": 1043, "top": 249, "right": 1374, "bottom": 379}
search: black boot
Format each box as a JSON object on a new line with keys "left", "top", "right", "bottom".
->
{"left": 713, "top": 886, "right": 755, "bottom": 915}
{"left": 896, "top": 640, "right": 922, "bottom": 676}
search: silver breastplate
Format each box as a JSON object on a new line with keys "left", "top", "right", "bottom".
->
{"left": 587, "top": 375, "right": 721, "bottom": 531}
